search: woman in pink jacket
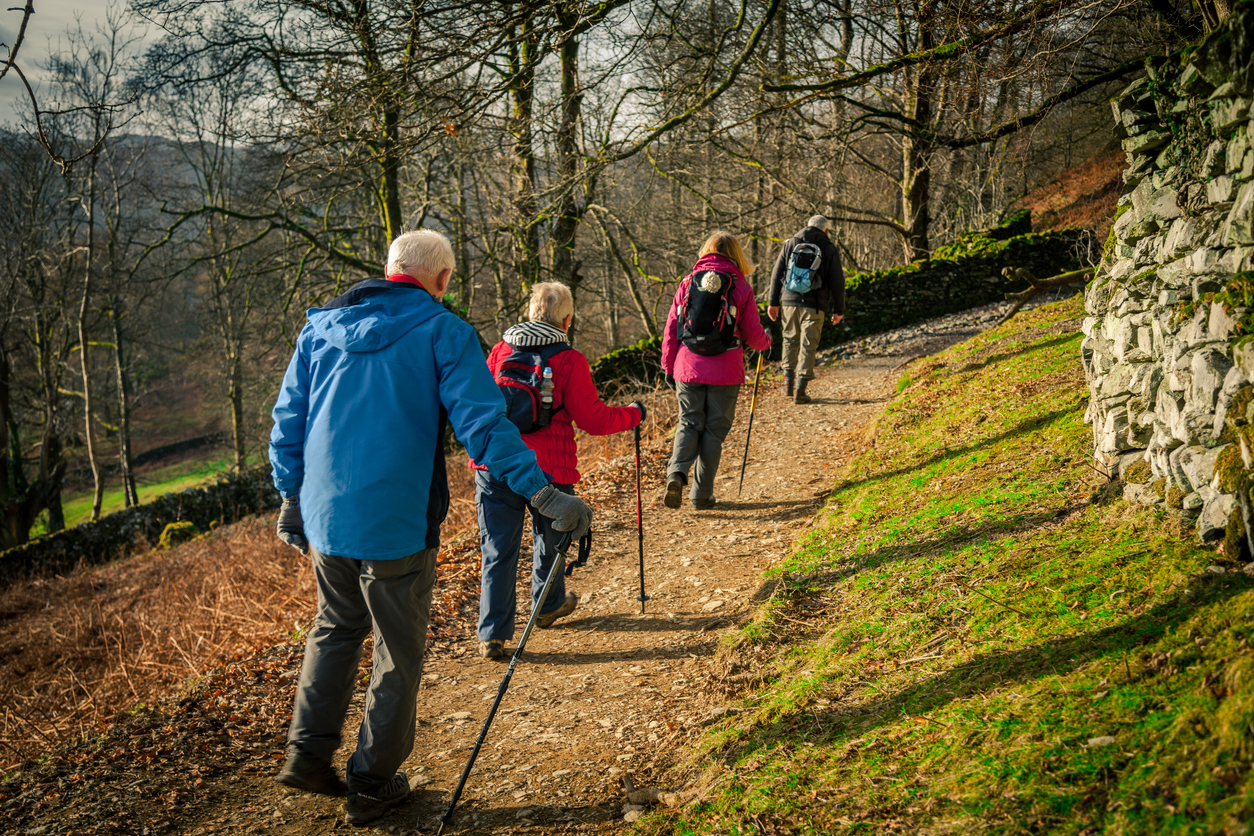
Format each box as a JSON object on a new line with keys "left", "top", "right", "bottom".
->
{"left": 660, "top": 232, "right": 772, "bottom": 510}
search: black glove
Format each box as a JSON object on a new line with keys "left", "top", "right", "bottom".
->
{"left": 629, "top": 400, "right": 647, "bottom": 423}
{"left": 665, "top": 373, "right": 676, "bottom": 391}
{"left": 530, "top": 485, "right": 593, "bottom": 540}
{"left": 276, "top": 496, "right": 309, "bottom": 554}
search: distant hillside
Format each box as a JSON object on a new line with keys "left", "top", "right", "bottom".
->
{"left": 1013, "top": 144, "right": 1124, "bottom": 241}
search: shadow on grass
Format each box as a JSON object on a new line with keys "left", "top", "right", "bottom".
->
{"left": 952, "top": 331, "right": 1078, "bottom": 375}
{"left": 784, "top": 496, "right": 1089, "bottom": 585}
{"left": 826, "top": 403, "right": 1082, "bottom": 499}
{"left": 716, "top": 572, "right": 1253, "bottom": 763}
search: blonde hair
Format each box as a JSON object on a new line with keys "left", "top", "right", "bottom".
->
{"left": 697, "top": 231, "right": 755, "bottom": 276}
{"left": 386, "top": 229, "right": 454, "bottom": 278}
{"left": 528, "top": 282, "right": 574, "bottom": 328}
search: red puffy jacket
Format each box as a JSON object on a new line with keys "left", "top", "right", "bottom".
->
{"left": 472, "top": 341, "right": 640, "bottom": 485}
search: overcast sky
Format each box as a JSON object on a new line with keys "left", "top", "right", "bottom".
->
{"left": 1, "top": 0, "right": 148, "bottom": 127}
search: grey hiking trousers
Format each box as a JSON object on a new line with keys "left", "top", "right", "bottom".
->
{"left": 781, "top": 305, "right": 824, "bottom": 380}
{"left": 288, "top": 545, "right": 437, "bottom": 794}
{"left": 668, "top": 381, "right": 741, "bottom": 502}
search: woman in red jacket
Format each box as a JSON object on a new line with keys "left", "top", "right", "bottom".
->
{"left": 660, "top": 231, "right": 771, "bottom": 510}
{"left": 472, "top": 282, "right": 644, "bottom": 659}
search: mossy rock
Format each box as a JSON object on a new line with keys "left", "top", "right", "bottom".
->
{"left": 159, "top": 521, "right": 200, "bottom": 550}
{"left": 1150, "top": 478, "right": 1167, "bottom": 500}
{"left": 1214, "top": 445, "right": 1250, "bottom": 494}
{"left": 1222, "top": 505, "right": 1248, "bottom": 562}
{"left": 1167, "top": 484, "right": 1186, "bottom": 509}
{"left": 1123, "top": 459, "right": 1153, "bottom": 484}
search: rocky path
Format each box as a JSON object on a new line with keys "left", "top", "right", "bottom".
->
{"left": 209, "top": 309, "right": 995, "bottom": 836}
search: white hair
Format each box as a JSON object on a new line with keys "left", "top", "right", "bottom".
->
{"left": 807, "top": 214, "right": 829, "bottom": 230}
{"left": 386, "top": 230, "right": 454, "bottom": 278}
{"left": 528, "top": 282, "right": 574, "bottom": 328}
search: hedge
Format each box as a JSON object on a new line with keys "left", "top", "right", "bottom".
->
{"left": 0, "top": 467, "right": 281, "bottom": 588}
{"left": 820, "top": 212, "right": 1092, "bottom": 348}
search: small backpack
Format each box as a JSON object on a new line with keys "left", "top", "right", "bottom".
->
{"left": 494, "top": 342, "right": 571, "bottom": 433}
{"left": 678, "top": 270, "right": 739, "bottom": 356}
{"left": 784, "top": 241, "right": 823, "bottom": 294}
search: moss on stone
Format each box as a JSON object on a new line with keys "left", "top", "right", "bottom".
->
{"left": 159, "top": 520, "right": 199, "bottom": 549}
{"left": 1123, "top": 459, "right": 1153, "bottom": 484}
{"left": 1166, "top": 484, "right": 1186, "bottom": 508}
{"left": 1150, "top": 478, "right": 1167, "bottom": 500}
{"left": 1213, "top": 445, "right": 1248, "bottom": 494}
{"left": 1222, "top": 505, "right": 1247, "bottom": 562}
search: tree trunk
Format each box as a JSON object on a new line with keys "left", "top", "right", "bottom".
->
{"left": 509, "top": 20, "right": 541, "bottom": 313}
{"left": 78, "top": 158, "right": 105, "bottom": 523}
{"left": 228, "top": 345, "right": 246, "bottom": 474}
{"left": 109, "top": 303, "right": 138, "bottom": 507}
{"left": 550, "top": 22, "right": 583, "bottom": 309}
{"left": 376, "top": 106, "right": 404, "bottom": 245}
{"left": 900, "top": 4, "right": 937, "bottom": 262}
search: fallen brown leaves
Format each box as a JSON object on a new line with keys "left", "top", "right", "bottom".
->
{"left": 0, "top": 385, "right": 676, "bottom": 774}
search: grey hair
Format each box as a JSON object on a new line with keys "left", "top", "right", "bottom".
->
{"left": 528, "top": 282, "right": 574, "bottom": 328}
{"left": 807, "top": 214, "right": 829, "bottom": 230}
{"left": 386, "top": 229, "right": 454, "bottom": 278}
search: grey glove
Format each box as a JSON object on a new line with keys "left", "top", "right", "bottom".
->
{"left": 664, "top": 373, "right": 676, "bottom": 391}
{"left": 530, "top": 485, "right": 593, "bottom": 541}
{"left": 276, "top": 496, "right": 309, "bottom": 554}
{"left": 629, "top": 400, "right": 647, "bottom": 423}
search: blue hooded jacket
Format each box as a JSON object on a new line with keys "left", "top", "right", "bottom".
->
{"left": 269, "top": 280, "right": 551, "bottom": 560}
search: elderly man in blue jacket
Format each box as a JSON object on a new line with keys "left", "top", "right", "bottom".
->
{"left": 268, "top": 229, "right": 592, "bottom": 826}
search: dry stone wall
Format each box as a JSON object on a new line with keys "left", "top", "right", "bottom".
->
{"left": 1083, "top": 0, "right": 1254, "bottom": 553}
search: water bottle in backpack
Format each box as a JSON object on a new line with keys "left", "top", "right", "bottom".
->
{"left": 539, "top": 366, "right": 555, "bottom": 426}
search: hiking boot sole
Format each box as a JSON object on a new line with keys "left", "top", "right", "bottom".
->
{"left": 663, "top": 478, "right": 684, "bottom": 509}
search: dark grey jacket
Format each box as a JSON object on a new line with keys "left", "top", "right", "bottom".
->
{"left": 768, "top": 226, "right": 845, "bottom": 314}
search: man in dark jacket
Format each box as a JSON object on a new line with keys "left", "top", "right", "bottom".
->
{"left": 268, "top": 230, "right": 592, "bottom": 826}
{"left": 767, "top": 215, "right": 846, "bottom": 404}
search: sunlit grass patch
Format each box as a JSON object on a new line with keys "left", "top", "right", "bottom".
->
{"left": 636, "top": 296, "right": 1254, "bottom": 835}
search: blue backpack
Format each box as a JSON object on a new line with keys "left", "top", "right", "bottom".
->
{"left": 784, "top": 242, "right": 823, "bottom": 294}
{"left": 494, "top": 343, "right": 571, "bottom": 433}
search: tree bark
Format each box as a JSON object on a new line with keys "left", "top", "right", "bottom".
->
{"left": 77, "top": 156, "right": 105, "bottom": 523}
{"left": 109, "top": 303, "right": 138, "bottom": 507}
{"left": 550, "top": 18, "right": 583, "bottom": 314}
{"left": 508, "top": 18, "right": 541, "bottom": 324}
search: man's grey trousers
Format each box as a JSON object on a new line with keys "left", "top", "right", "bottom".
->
{"left": 781, "top": 305, "right": 824, "bottom": 380}
{"left": 288, "top": 546, "right": 437, "bottom": 794}
{"left": 667, "top": 381, "right": 741, "bottom": 502}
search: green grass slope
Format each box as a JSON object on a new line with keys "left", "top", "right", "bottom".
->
{"left": 638, "top": 295, "right": 1254, "bottom": 835}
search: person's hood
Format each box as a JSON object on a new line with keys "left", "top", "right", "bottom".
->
{"left": 306, "top": 279, "right": 440, "bottom": 353}
{"left": 799, "top": 226, "right": 832, "bottom": 246}
{"left": 690, "top": 252, "right": 745, "bottom": 282}
{"left": 502, "top": 320, "right": 569, "bottom": 348}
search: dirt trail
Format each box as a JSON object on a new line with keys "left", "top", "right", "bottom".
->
{"left": 90, "top": 329, "right": 973, "bottom": 836}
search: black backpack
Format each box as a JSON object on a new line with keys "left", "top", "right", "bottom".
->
{"left": 678, "top": 269, "right": 739, "bottom": 356}
{"left": 494, "top": 342, "right": 571, "bottom": 433}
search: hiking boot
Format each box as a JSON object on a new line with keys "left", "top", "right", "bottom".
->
{"left": 794, "top": 379, "right": 812, "bottom": 405}
{"left": 537, "top": 592, "right": 578, "bottom": 628}
{"left": 663, "top": 475, "right": 685, "bottom": 509}
{"left": 692, "top": 497, "right": 718, "bottom": 511}
{"left": 479, "top": 639, "right": 507, "bottom": 659}
{"left": 275, "top": 748, "right": 346, "bottom": 797}
{"left": 784, "top": 372, "right": 795, "bottom": 397}
{"left": 345, "top": 771, "right": 410, "bottom": 826}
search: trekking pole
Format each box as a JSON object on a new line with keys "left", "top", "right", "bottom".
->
{"left": 634, "top": 424, "right": 649, "bottom": 614}
{"left": 737, "top": 352, "right": 764, "bottom": 497}
{"left": 435, "top": 531, "right": 573, "bottom": 835}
